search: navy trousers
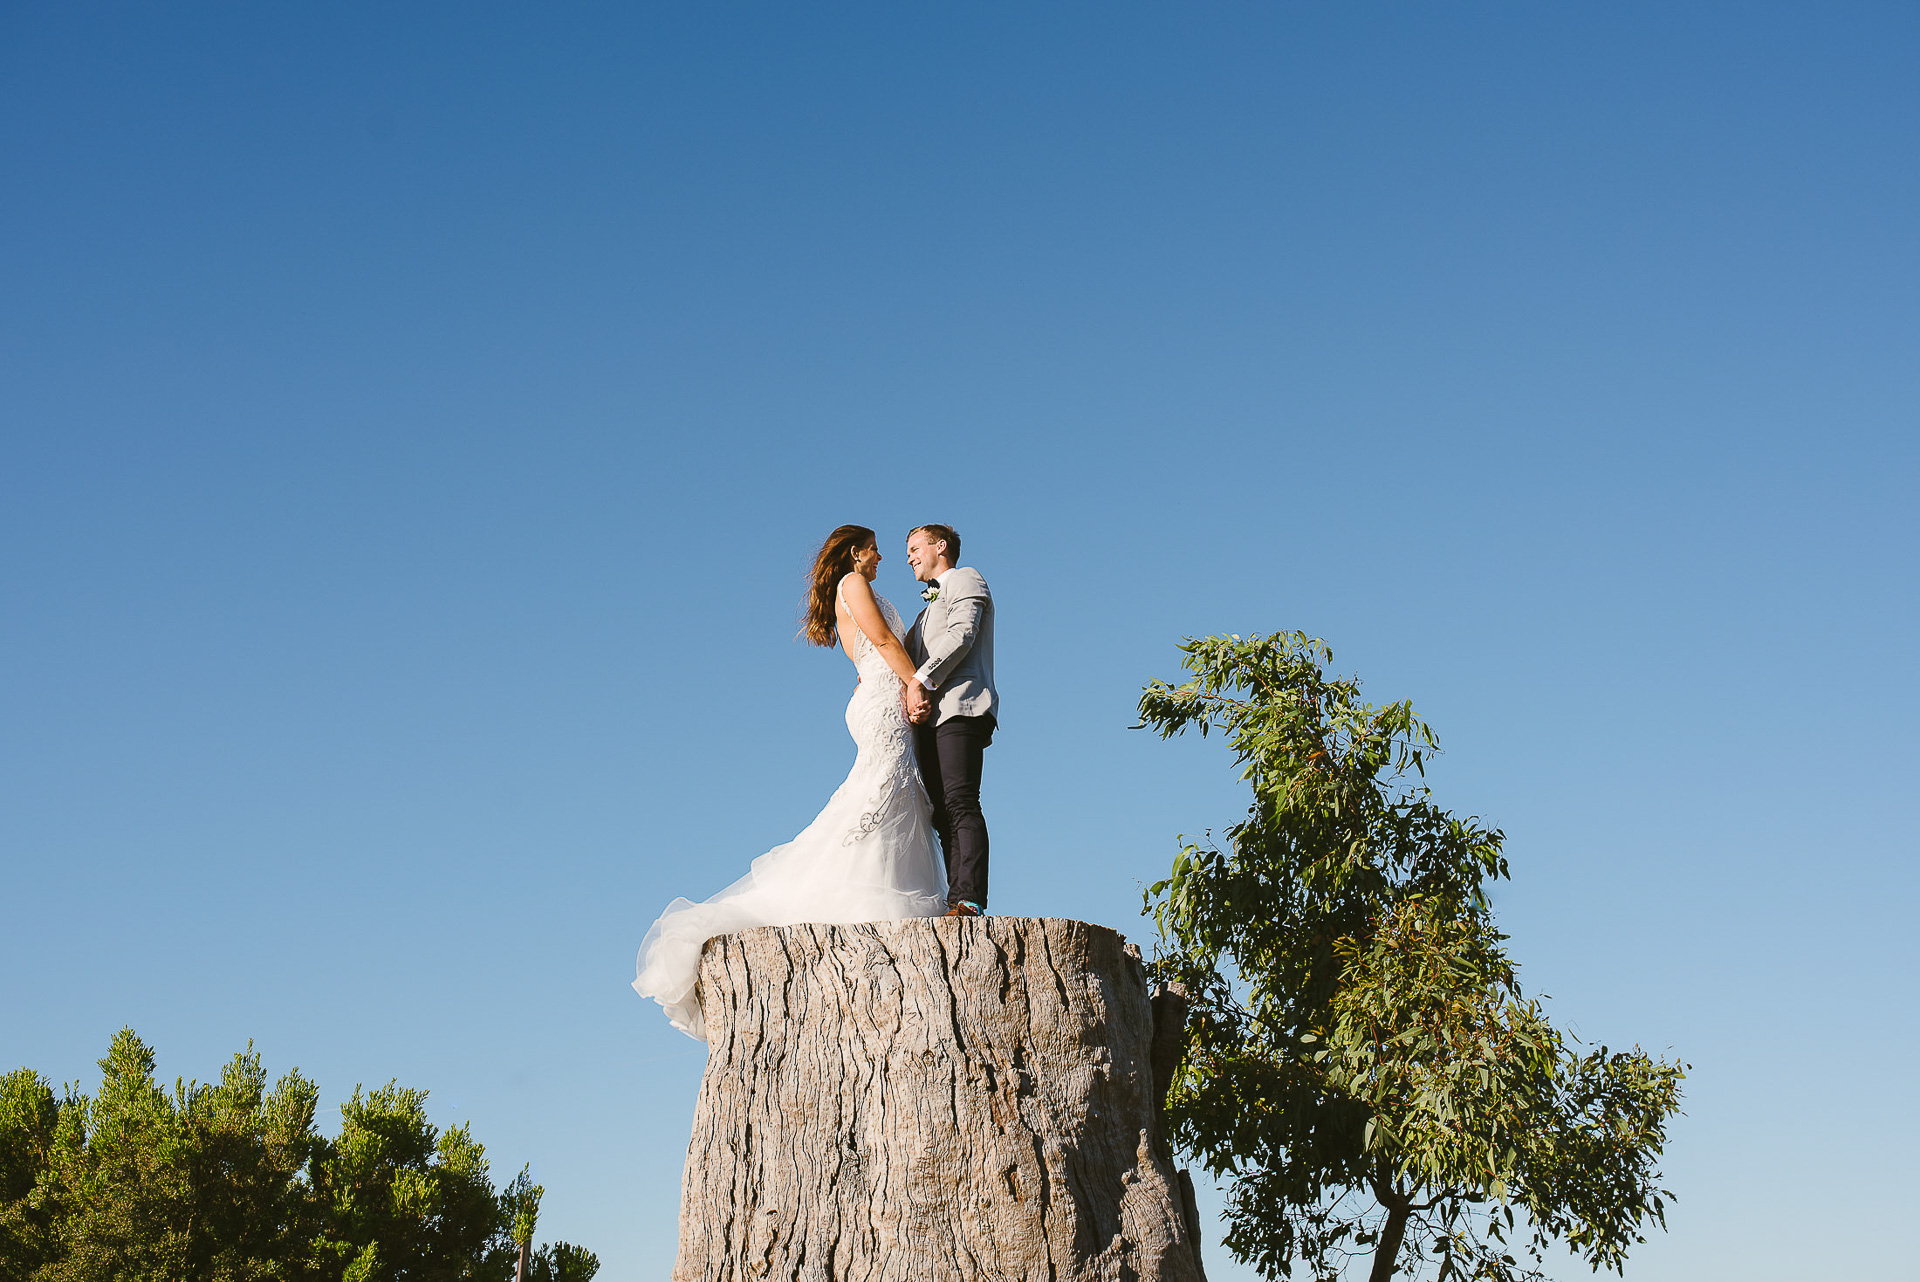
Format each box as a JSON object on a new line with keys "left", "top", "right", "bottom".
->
{"left": 914, "top": 713, "right": 994, "bottom": 908}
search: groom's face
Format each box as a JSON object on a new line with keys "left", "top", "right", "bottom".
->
{"left": 906, "top": 531, "right": 946, "bottom": 582}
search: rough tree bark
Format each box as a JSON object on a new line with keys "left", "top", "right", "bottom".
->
{"left": 673, "top": 917, "right": 1206, "bottom": 1282}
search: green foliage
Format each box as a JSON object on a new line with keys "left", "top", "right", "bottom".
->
{"left": 1140, "top": 633, "right": 1684, "bottom": 1282}
{"left": 0, "top": 1030, "right": 598, "bottom": 1282}
{"left": 490, "top": 1166, "right": 595, "bottom": 1282}
{"left": 501, "top": 1166, "right": 542, "bottom": 1250}
{"left": 21, "top": 1030, "right": 324, "bottom": 1282}
{"left": 520, "top": 1242, "right": 599, "bottom": 1282}
{"left": 315, "top": 1082, "right": 506, "bottom": 1279}
{"left": 0, "top": 1068, "right": 61, "bottom": 1276}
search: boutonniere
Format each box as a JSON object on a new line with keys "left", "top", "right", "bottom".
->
{"left": 921, "top": 583, "right": 941, "bottom": 602}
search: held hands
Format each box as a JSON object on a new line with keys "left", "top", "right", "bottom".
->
{"left": 903, "top": 678, "right": 933, "bottom": 725}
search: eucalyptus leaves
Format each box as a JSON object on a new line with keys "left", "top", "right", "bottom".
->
{"left": 1141, "top": 633, "right": 1683, "bottom": 1282}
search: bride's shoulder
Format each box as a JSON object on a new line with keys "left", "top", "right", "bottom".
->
{"left": 837, "top": 571, "right": 874, "bottom": 601}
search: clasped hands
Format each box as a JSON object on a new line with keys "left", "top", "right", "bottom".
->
{"left": 902, "top": 678, "right": 933, "bottom": 725}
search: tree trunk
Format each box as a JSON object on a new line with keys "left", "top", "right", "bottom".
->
{"left": 673, "top": 917, "right": 1207, "bottom": 1282}
{"left": 1367, "top": 1201, "right": 1410, "bottom": 1282}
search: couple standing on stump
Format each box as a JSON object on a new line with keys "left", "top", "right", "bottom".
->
{"left": 633, "top": 523, "right": 997, "bottom": 1038}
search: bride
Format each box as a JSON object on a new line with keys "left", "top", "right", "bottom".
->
{"left": 632, "top": 524, "right": 948, "bottom": 1037}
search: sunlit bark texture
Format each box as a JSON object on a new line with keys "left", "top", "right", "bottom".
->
{"left": 673, "top": 917, "right": 1206, "bottom": 1282}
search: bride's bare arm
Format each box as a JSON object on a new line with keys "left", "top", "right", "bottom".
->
{"left": 838, "top": 573, "right": 921, "bottom": 685}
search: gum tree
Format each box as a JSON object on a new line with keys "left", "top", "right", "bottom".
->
{"left": 1139, "top": 633, "right": 1684, "bottom": 1282}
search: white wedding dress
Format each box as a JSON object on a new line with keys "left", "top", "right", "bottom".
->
{"left": 633, "top": 585, "right": 947, "bottom": 1038}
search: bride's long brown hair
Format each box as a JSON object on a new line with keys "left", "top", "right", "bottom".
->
{"left": 801, "top": 524, "right": 876, "bottom": 647}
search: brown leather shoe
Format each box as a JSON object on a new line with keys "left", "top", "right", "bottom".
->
{"left": 942, "top": 901, "right": 983, "bottom": 918}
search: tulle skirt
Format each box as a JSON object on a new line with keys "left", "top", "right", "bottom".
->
{"left": 633, "top": 681, "right": 948, "bottom": 1038}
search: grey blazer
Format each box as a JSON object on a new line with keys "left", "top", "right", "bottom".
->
{"left": 905, "top": 566, "right": 998, "bottom": 726}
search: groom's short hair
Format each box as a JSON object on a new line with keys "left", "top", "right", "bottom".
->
{"left": 911, "top": 524, "right": 960, "bottom": 564}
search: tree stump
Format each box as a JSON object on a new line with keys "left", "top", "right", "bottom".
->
{"left": 674, "top": 917, "right": 1206, "bottom": 1282}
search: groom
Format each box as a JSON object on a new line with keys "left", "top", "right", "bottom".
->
{"left": 903, "top": 524, "right": 997, "bottom": 918}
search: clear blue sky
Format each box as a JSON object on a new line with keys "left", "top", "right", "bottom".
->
{"left": 3, "top": 4, "right": 1914, "bottom": 1278}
